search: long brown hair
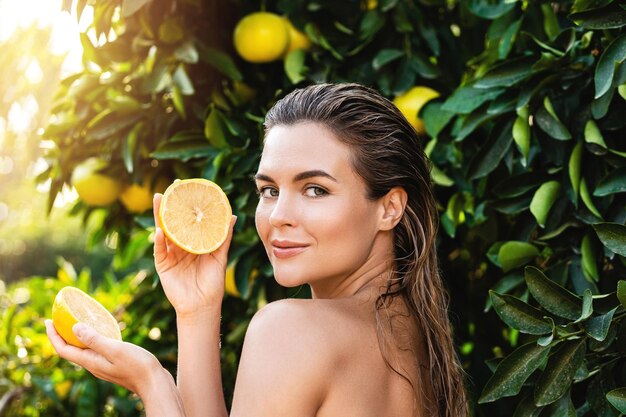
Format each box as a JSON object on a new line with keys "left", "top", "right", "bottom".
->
{"left": 264, "top": 83, "right": 468, "bottom": 417}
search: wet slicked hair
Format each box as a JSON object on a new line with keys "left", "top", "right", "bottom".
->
{"left": 264, "top": 83, "right": 468, "bottom": 417}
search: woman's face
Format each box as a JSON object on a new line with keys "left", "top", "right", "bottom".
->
{"left": 254, "top": 122, "right": 388, "bottom": 293}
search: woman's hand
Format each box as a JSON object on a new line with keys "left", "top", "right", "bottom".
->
{"left": 46, "top": 321, "right": 186, "bottom": 416}
{"left": 46, "top": 320, "right": 164, "bottom": 397}
{"left": 153, "top": 193, "right": 236, "bottom": 317}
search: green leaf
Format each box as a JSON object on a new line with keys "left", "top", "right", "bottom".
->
{"left": 489, "top": 291, "right": 553, "bottom": 335}
{"left": 547, "top": 392, "right": 576, "bottom": 417}
{"left": 467, "top": 0, "right": 516, "bottom": 19}
{"left": 606, "top": 388, "right": 626, "bottom": 413}
{"left": 171, "top": 85, "right": 186, "bottom": 119}
{"left": 197, "top": 43, "right": 243, "bottom": 81}
{"left": 284, "top": 49, "right": 307, "bottom": 84}
{"left": 422, "top": 102, "right": 455, "bottom": 138}
{"left": 595, "top": 33, "right": 626, "bottom": 98}
{"left": 474, "top": 57, "right": 536, "bottom": 88}
{"left": 493, "top": 172, "right": 546, "bottom": 198}
{"left": 617, "top": 281, "right": 626, "bottom": 309}
{"left": 372, "top": 48, "right": 404, "bottom": 70}
{"left": 576, "top": 289, "right": 594, "bottom": 323}
{"left": 174, "top": 41, "right": 199, "bottom": 64}
{"left": 142, "top": 63, "right": 172, "bottom": 93}
{"left": 593, "top": 223, "right": 626, "bottom": 257}
{"left": 409, "top": 55, "right": 440, "bottom": 79}
{"left": 584, "top": 307, "right": 617, "bottom": 341}
{"left": 584, "top": 119, "right": 606, "bottom": 147}
{"left": 85, "top": 111, "right": 142, "bottom": 141}
{"left": 484, "top": 274, "right": 525, "bottom": 312}
{"left": 541, "top": 4, "right": 560, "bottom": 40}
{"left": 467, "top": 119, "right": 513, "bottom": 180}
{"left": 122, "top": 122, "right": 143, "bottom": 174}
{"left": 512, "top": 113, "right": 530, "bottom": 165}
{"left": 499, "top": 241, "right": 540, "bottom": 272}
{"left": 568, "top": 141, "right": 583, "bottom": 202}
{"left": 359, "top": 10, "right": 386, "bottom": 40}
{"left": 572, "top": 0, "right": 613, "bottom": 13}
{"left": 591, "top": 86, "right": 614, "bottom": 119}
{"left": 150, "top": 140, "right": 218, "bottom": 161}
{"left": 478, "top": 342, "right": 551, "bottom": 403}
{"left": 581, "top": 234, "right": 600, "bottom": 281}
{"left": 173, "top": 65, "right": 194, "bottom": 95}
{"left": 431, "top": 165, "right": 454, "bottom": 187}
{"left": 534, "top": 339, "right": 586, "bottom": 406}
{"left": 441, "top": 86, "right": 505, "bottom": 114}
{"left": 513, "top": 395, "right": 544, "bottom": 417}
{"left": 535, "top": 101, "right": 571, "bottom": 140}
{"left": 530, "top": 181, "right": 561, "bottom": 228}
{"left": 594, "top": 167, "right": 626, "bottom": 196}
{"left": 580, "top": 178, "right": 603, "bottom": 219}
{"left": 204, "top": 106, "right": 227, "bottom": 148}
{"left": 569, "top": 4, "right": 626, "bottom": 29}
{"left": 525, "top": 266, "right": 581, "bottom": 320}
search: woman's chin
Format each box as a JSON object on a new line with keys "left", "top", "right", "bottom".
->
{"left": 273, "top": 273, "right": 307, "bottom": 288}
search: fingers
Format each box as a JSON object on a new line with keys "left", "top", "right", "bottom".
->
{"left": 154, "top": 227, "right": 168, "bottom": 266}
{"left": 45, "top": 320, "right": 114, "bottom": 370}
{"left": 72, "top": 323, "right": 117, "bottom": 360}
{"left": 152, "top": 193, "right": 163, "bottom": 228}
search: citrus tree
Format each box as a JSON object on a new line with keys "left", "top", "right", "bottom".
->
{"left": 8, "top": 0, "right": 625, "bottom": 415}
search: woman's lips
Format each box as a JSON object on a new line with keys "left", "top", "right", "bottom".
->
{"left": 270, "top": 241, "right": 309, "bottom": 259}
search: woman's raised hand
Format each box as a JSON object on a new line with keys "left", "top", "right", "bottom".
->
{"left": 152, "top": 193, "right": 236, "bottom": 317}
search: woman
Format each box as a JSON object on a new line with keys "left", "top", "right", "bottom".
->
{"left": 46, "top": 83, "right": 468, "bottom": 417}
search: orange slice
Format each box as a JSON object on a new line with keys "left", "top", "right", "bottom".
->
{"left": 158, "top": 179, "right": 232, "bottom": 254}
{"left": 52, "top": 286, "right": 122, "bottom": 348}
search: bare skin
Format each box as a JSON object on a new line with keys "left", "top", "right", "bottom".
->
{"left": 47, "top": 121, "right": 430, "bottom": 416}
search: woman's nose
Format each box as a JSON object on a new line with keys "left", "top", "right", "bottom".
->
{"left": 268, "top": 194, "right": 296, "bottom": 228}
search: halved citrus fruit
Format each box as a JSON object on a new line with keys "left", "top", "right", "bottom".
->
{"left": 52, "top": 286, "right": 122, "bottom": 348}
{"left": 158, "top": 179, "right": 232, "bottom": 254}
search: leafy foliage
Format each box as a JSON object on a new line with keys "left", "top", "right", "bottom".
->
{"left": 12, "top": 0, "right": 626, "bottom": 415}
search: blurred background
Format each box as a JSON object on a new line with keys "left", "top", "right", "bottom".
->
{"left": 0, "top": 0, "right": 113, "bottom": 284}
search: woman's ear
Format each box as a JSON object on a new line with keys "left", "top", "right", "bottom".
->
{"left": 379, "top": 187, "right": 407, "bottom": 231}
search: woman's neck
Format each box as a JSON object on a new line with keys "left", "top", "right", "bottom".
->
{"left": 308, "top": 233, "right": 396, "bottom": 300}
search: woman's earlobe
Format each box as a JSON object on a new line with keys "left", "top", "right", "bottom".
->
{"left": 380, "top": 187, "right": 408, "bottom": 230}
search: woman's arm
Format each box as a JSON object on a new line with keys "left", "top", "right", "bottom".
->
{"left": 152, "top": 194, "right": 235, "bottom": 417}
{"left": 46, "top": 320, "right": 186, "bottom": 417}
{"left": 176, "top": 307, "right": 227, "bottom": 417}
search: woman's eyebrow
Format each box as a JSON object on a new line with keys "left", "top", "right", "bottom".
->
{"left": 293, "top": 170, "right": 337, "bottom": 183}
{"left": 253, "top": 170, "right": 337, "bottom": 183}
{"left": 253, "top": 173, "right": 273, "bottom": 182}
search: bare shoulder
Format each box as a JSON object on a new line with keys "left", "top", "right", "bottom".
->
{"left": 229, "top": 299, "right": 346, "bottom": 417}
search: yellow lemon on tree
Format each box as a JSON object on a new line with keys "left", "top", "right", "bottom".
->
{"left": 120, "top": 176, "right": 169, "bottom": 214}
{"left": 52, "top": 286, "right": 122, "bottom": 348}
{"left": 233, "top": 12, "right": 289, "bottom": 63}
{"left": 284, "top": 19, "right": 311, "bottom": 55}
{"left": 393, "top": 86, "right": 440, "bottom": 133}
{"left": 71, "top": 158, "right": 122, "bottom": 207}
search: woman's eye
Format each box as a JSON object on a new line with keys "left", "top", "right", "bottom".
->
{"left": 305, "top": 186, "right": 327, "bottom": 197}
{"left": 258, "top": 187, "right": 278, "bottom": 198}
